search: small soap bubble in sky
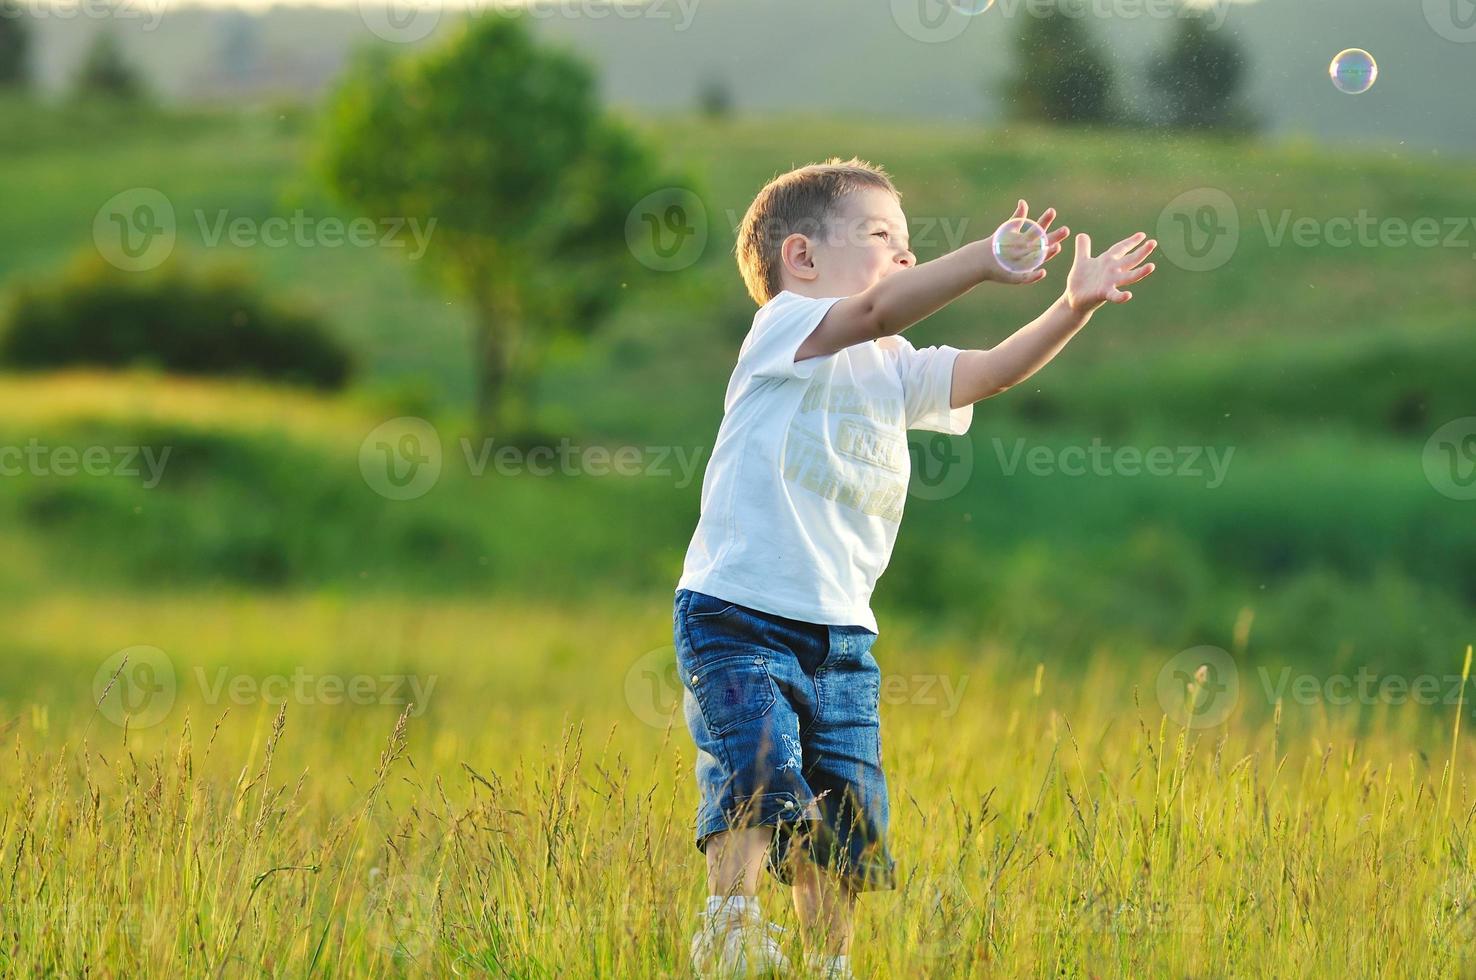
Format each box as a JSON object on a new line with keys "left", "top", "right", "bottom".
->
{"left": 992, "top": 218, "right": 1048, "bottom": 275}
{"left": 949, "top": 0, "right": 995, "bottom": 13}
{"left": 1329, "top": 48, "right": 1378, "bottom": 95}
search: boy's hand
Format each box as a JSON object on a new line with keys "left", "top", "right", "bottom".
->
{"left": 983, "top": 200, "right": 1070, "bottom": 285}
{"left": 1065, "top": 231, "right": 1157, "bottom": 313}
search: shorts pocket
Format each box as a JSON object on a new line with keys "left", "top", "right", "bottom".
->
{"left": 685, "top": 590, "right": 742, "bottom": 623}
{"left": 686, "top": 653, "right": 777, "bottom": 736}
{"left": 816, "top": 650, "right": 882, "bottom": 728}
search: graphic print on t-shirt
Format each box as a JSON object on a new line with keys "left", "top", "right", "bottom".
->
{"left": 781, "top": 381, "right": 909, "bottom": 523}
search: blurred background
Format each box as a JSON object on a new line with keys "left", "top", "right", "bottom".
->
{"left": 2, "top": 0, "right": 1474, "bottom": 723}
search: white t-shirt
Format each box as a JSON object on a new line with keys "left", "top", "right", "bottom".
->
{"left": 676, "top": 290, "right": 974, "bottom": 633}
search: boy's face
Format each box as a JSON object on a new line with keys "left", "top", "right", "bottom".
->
{"left": 789, "top": 187, "right": 915, "bottom": 298}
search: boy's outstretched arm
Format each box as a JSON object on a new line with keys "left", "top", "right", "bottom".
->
{"left": 796, "top": 201, "right": 1069, "bottom": 362}
{"left": 949, "top": 231, "right": 1158, "bottom": 408}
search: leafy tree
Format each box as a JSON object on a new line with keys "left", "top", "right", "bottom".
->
{"left": 321, "top": 18, "right": 674, "bottom": 437}
{"left": 0, "top": 0, "right": 29, "bottom": 88}
{"left": 1148, "top": 15, "right": 1257, "bottom": 133}
{"left": 75, "top": 29, "right": 145, "bottom": 101}
{"left": 1006, "top": 0, "right": 1116, "bottom": 125}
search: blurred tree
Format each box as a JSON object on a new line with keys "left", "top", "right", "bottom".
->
{"left": 75, "top": 29, "right": 145, "bottom": 101}
{"left": 321, "top": 19, "right": 674, "bottom": 438}
{"left": 1005, "top": 0, "right": 1116, "bottom": 125}
{"left": 0, "top": 0, "right": 30, "bottom": 88}
{"left": 1147, "top": 16, "right": 1257, "bottom": 133}
{"left": 697, "top": 74, "right": 733, "bottom": 119}
{"left": 217, "top": 10, "right": 264, "bottom": 87}
{"left": 0, "top": 250, "right": 352, "bottom": 390}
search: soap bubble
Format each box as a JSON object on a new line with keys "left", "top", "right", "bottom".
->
{"left": 992, "top": 218, "right": 1048, "bottom": 275}
{"left": 1329, "top": 48, "right": 1377, "bottom": 95}
{"left": 949, "top": 0, "right": 995, "bottom": 13}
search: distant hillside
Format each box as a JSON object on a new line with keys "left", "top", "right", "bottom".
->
{"left": 24, "top": 0, "right": 1476, "bottom": 154}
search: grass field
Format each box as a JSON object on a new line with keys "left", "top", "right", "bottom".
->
{"left": 4, "top": 590, "right": 1476, "bottom": 975}
{"left": 2, "top": 94, "right": 1475, "bottom": 975}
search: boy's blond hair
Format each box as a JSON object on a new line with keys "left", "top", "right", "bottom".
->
{"left": 735, "top": 157, "right": 900, "bottom": 306}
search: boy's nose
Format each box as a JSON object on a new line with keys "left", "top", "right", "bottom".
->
{"left": 897, "top": 249, "right": 915, "bottom": 268}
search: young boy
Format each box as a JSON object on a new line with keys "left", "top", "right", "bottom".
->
{"left": 672, "top": 158, "right": 1155, "bottom": 978}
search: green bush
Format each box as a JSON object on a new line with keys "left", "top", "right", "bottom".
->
{"left": 0, "top": 251, "right": 352, "bottom": 389}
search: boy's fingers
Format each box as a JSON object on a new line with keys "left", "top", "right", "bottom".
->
{"left": 1123, "top": 239, "right": 1158, "bottom": 266}
{"left": 1121, "top": 262, "right": 1156, "bottom": 286}
{"left": 1110, "top": 288, "right": 1132, "bottom": 303}
{"left": 1048, "top": 226, "right": 1070, "bottom": 245}
{"left": 1111, "top": 231, "right": 1148, "bottom": 257}
{"left": 1037, "top": 207, "right": 1057, "bottom": 231}
{"left": 1076, "top": 233, "right": 1093, "bottom": 258}
{"left": 1013, "top": 199, "right": 1028, "bottom": 218}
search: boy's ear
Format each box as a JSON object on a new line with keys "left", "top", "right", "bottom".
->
{"left": 780, "top": 232, "right": 819, "bottom": 282}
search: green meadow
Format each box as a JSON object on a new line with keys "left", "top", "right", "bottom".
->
{"left": 2, "top": 95, "right": 1475, "bottom": 974}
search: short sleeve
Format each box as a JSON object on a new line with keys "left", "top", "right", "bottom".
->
{"left": 889, "top": 335, "right": 974, "bottom": 435}
{"left": 736, "top": 291, "right": 844, "bottom": 384}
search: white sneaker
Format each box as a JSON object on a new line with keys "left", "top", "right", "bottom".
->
{"left": 801, "top": 952, "right": 853, "bottom": 980}
{"left": 688, "top": 904, "right": 792, "bottom": 978}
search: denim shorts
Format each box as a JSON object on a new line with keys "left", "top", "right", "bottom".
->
{"left": 672, "top": 588, "right": 896, "bottom": 892}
